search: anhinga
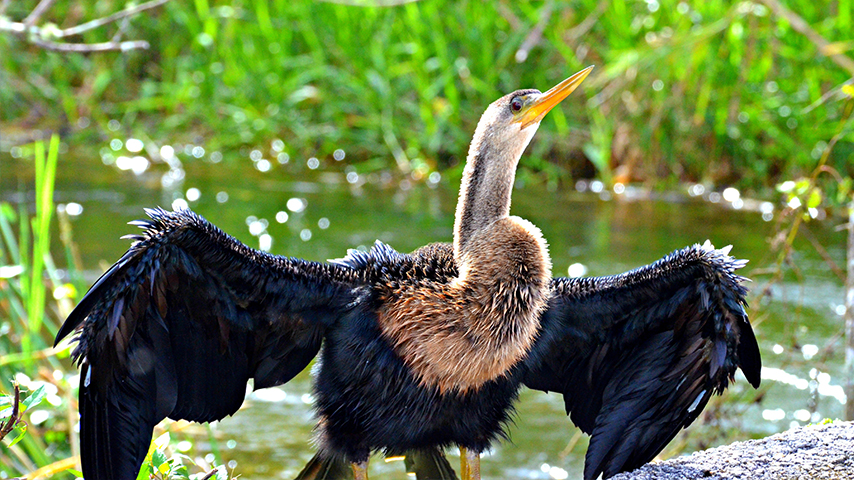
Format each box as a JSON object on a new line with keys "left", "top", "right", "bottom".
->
{"left": 55, "top": 66, "right": 761, "bottom": 480}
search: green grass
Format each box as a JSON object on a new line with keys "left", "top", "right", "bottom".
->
{"left": 0, "top": 136, "right": 237, "bottom": 478}
{"left": 1, "top": 0, "right": 851, "bottom": 190}
{"left": 0, "top": 135, "right": 74, "bottom": 476}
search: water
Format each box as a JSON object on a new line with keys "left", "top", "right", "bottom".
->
{"left": 0, "top": 147, "right": 848, "bottom": 479}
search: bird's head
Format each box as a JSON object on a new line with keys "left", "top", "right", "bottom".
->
{"left": 455, "top": 66, "right": 594, "bottom": 260}
{"left": 470, "top": 66, "right": 594, "bottom": 163}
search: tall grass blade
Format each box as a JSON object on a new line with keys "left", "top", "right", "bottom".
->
{"left": 23, "top": 135, "right": 59, "bottom": 353}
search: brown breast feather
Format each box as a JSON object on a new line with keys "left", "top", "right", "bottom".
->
{"left": 377, "top": 217, "right": 552, "bottom": 394}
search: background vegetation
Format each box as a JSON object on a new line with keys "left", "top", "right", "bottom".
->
{"left": 1, "top": 0, "right": 852, "bottom": 189}
{"left": 1, "top": 0, "right": 853, "bottom": 478}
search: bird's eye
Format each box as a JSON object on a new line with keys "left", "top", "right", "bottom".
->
{"left": 509, "top": 97, "right": 524, "bottom": 112}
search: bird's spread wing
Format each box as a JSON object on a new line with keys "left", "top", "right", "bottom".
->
{"left": 523, "top": 242, "right": 761, "bottom": 480}
{"left": 54, "top": 208, "right": 360, "bottom": 480}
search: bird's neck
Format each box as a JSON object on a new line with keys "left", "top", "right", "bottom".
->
{"left": 377, "top": 121, "right": 550, "bottom": 393}
{"left": 453, "top": 144, "right": 513, "bottom": 260}
{"left": 453, "top": 123, "right": 537, "bottom": 262}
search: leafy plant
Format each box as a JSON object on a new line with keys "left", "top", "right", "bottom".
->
{"left": 0, "top": 383, "right": 47, "bottom": 447}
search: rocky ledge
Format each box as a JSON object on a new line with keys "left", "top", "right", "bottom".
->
{"left": 612, "top": 421, "right": 854, "bottom": 480}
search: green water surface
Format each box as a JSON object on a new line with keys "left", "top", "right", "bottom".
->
{"left": 1, "top": 147, "right": 847, "bottom": 479}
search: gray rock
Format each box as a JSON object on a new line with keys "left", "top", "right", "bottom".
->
{"left": 611, "top": 421, "right": 854, "bottom": 480}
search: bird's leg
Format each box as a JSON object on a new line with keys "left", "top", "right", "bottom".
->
{"left": 466, "top": 449, "right": 480, "bottom": 480}
{"left": 459, "top": 447, "right": 480, "bottom": 480}
{"left": 352, "top": 460, "right": 369, "bottom": 480}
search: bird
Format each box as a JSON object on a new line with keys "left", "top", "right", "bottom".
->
{"left": 55, "top": 65, "right": 761, "bottom": 480}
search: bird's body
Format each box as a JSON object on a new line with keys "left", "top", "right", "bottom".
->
{"left": 316, "top": 241, "right": 530, "bottom": 461}
{"left": 56, "top": 67, "right": 761, "bottom": 480}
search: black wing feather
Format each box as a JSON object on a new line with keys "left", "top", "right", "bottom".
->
{"left": 56, "top": 208, "right": 359, "bottom": 480}
{"left": 524, "top": 242, "right": 761, "bottom": 480}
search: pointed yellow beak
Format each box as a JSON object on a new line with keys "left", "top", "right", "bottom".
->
{"left": 518, "top": 65, "right": 594, "bottom": 128}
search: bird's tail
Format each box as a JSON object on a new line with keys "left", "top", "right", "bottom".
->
{"left": 293, "top": 453, "right": 351, "bottom": 480}
{"left": 404, "top": 448, "right": 459, "bottom": 480}
{"left": 293, "top": 449, "right": 458, "bottom": 480}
